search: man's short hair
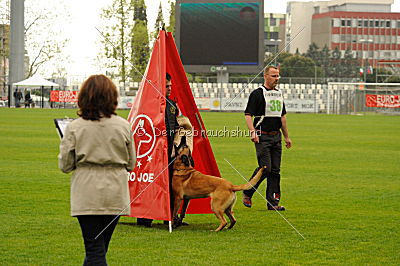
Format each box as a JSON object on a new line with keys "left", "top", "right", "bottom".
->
{"left": 264, "top": 66, "right": 278, "bottom": 76}
{"left": 166, "top": 73, "right": 171, "bottom": 81}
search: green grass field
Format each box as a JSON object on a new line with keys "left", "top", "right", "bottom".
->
{"left": 1, "top": 108, "right": 399, "bottom": 265}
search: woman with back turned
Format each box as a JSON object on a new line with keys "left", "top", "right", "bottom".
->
{"left": 58, "top": 74, "right": 136, "bottom": 265}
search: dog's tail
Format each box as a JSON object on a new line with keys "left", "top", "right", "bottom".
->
{"left": 231, "top": 167, "right": 266, "bottom": 192}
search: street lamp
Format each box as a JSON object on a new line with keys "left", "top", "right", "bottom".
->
{"left": 359, "top": 39, "right": 373, "bottom": 82}
{"left": 270, "top": 39, "right": 282, "bottom": 66}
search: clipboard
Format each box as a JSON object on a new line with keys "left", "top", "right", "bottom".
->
{"left": 54, "top": 118, "right": 74, "bottom": 139}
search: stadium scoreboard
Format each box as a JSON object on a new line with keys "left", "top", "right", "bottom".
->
{"left": 175, "top": 0, "right": 264, "bottom": 74}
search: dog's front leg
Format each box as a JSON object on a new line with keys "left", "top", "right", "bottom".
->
{"left": 172, "top": 195, "right": 182, "bottom": 228}
{"left": 179, "top": 198, "right": 190, "bottom": 223}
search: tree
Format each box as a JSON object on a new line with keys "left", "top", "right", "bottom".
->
{"left": 131, "top": 0, "right": 149, "bottom": 81}
{"left": 100, "top": 0, "right": 134, "bottom": 86}
{"left": 319, "top": 45, "right": 330, "bottom": 78}
{"left": 131, "top": 20, "right": 149, "bottom": 81}
{"left": 99, "top": 0, "right": 151, "bottom": 84}
{"left": 305, "top": 43, "right": 321, "bottom": 65}
{"left": 281, "top": 55, "right": 320, "bottom": 77}
{"left": 264, "top": 52, "right": 292, "bottom": 67}
{"left": 24, "top": 0, "right": 70, "bottom": 78}
{"left": 153, "top": 2, "right": 164, "bottom": 41}
{"left": 342, "top": 48, "right": 359, "bottom": 78}
{"left": 329, "top": 46, "right": 342, "bottom": 77}
{"left": 166, "top": 0, "right": 176, "bottom": 35}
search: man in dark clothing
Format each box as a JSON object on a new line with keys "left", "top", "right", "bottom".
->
{"left": 14, "top": 89, "right": 23, "bottom": 108}
{"left": 24, "top": 91, "right": 32, "bottom": 108}
{"left": 137, "top": 73, "right": 180, "bottom": 227}
{"left": 242, "top": 66, "right": 292, "bottom": 211}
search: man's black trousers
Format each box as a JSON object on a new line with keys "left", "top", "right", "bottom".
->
{"left": 77, "top": 215, "right": 120, "bottom": 266}
{"left": 243, "top": 133, "right": 282, "bottom": 207}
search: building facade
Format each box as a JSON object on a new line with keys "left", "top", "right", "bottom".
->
{"left": 264, "top": 13, "right": 286, "bottom": 58}
{"left": 285, "top": 0, "right": 394, "bottom": 54}
{"left": 0, "top": 24, "right": 10, "bottom": 96}
{"left": 312, "top": 11, "right": 400, "bottom": 67}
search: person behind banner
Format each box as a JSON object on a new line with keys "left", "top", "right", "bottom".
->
{"left": 137, "top": 72, "right": 181, "bottom": 228}
{"left": 58, "top": 74, "right": 136, "bottom": 265}
{"left": 242, "top": 66, "right": 292, "bottom": 211}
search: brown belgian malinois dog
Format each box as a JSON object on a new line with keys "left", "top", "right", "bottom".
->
{"left": 172, "top": 137, "right": 265, "bottom": 232}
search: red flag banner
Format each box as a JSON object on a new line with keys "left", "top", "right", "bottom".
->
{"left": 50, "top": 91, "right": 78, "bottom": 102}
{"left": 165, "top": 31, "right": 220, "bottom": 214}
{"left": 366, "top": 94, "right": 400, "bottom": 108}
{"left": 127, "top": 31, "right": 220, "bottom": 221}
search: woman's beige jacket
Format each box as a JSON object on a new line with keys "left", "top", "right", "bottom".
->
{"left": 58, "top": 115, "right": 136, "bottom": 216}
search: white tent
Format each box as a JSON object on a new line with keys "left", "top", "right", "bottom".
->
{"left": 12, "top": 76, "right": 59, "bottom": 108}
{"left": 13, "top": 75, "right": 59, "bottom": 87}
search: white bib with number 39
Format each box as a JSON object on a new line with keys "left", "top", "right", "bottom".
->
{"left": 262, "top": 88, "right": 283, "bottom": 117}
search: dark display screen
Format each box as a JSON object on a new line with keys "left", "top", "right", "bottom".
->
{"left": 179, "top": 2, "right": 260, "bottom": 66}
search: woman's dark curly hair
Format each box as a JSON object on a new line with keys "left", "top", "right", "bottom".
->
{"left": 77, "top": 74, "right": 118, "bottom": 121}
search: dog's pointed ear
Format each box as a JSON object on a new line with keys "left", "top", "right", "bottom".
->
{"left": 181, "top": 155, "right": 190, "bottom": 167}
{"left": 189, "top": 151, "right": 195, "bottom": 167}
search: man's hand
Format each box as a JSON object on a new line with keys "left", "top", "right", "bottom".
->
{"left": 251, "top": 131, "right": 259, "bottom": 143}
{"left": 284, "top": 137, "right": 292, "bottom": 149}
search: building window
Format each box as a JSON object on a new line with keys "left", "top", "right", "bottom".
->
{"left": 386, "top": 20, "right": 391, "bottom": 27}
{"left": 340, "top": 35, "right": 346, "bottom": 42}
{"left": 270, "top": 18, "right": 276, "bottom": 26}
{"left": 347, "top": 20, "right": 351, "bottom": 26}
{"left": 369, "top": 21, "right": 374, "bottom": 27}
{"left": 385, "top": 35, "right": 390, "bottom": 43}
{"left": 333, "top": 18, "right": 340, "bottom": 27}
{"left": 397, "top": 21, "right": 400, "bottom": 28}
{"left": 332, "top": 34, "right": 340, "bottom": 43}
{"left": 375, "top": 20, "right": 380, "bottom": 27}
{"left": 341, "top": 20, "right": 346, "bottom": 26}
{"left": 270, "top": 32, "right": 278, "bottom": 39}
{"left": 384, "top": 52, "right": 391, "bottom": 58}
{"left": 364, "top": 20, "right": 368, "bottom": 27}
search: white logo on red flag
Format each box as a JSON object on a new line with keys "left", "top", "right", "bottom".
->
{"left": 131, "top": 114, "right": 156, "bottom": 159}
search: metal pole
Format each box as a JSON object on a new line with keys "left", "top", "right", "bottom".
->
{"left": 364, "top": 43, "right": 367, "bottom": 83}
{"left": 8, "top": 84, "right": 11, "bottom": 107}
{"left": 314, "top": 64, "right": 317, "bottom": 113}
{"left": 41, "top": 85, "right": 43, "bottom": 108}
{"left": 9, "top": 0, "right": 25, "bottom": 106}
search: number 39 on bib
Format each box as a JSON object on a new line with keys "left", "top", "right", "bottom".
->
{"left": 263, "top": 89, "right": 283, "bottom": 117}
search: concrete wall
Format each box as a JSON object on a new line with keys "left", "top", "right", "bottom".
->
{"left": 311, "top": 16, "right": 332, "bottom": 49}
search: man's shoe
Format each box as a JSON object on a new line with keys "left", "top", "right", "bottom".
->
{"left": 242, "top": 194, "right": 252, "bottom": 208}
{"left": 267, "top": 205, "right": 285, "bottom": 211}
